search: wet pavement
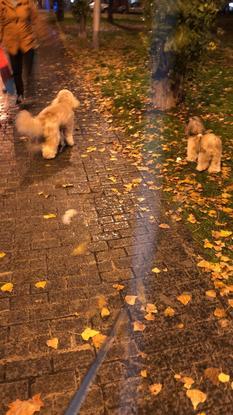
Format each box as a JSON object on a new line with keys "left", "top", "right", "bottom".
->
{"left": 0, "top": 17, "right": 233, "bottom": 415}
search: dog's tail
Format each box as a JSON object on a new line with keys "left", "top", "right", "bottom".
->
{"left": 16, "top": 110, "right": 43, "bottom": 138}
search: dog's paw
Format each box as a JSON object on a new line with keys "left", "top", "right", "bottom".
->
{"left": 196, "top": 165, "right": 206, "bottom": 172}
{"left": 65, "top": 136, "right": 74, "bottom": 146}
{"left": 208, "top": 167, "right": 221, "bottom": 174}
{"left": 42, "top": 146, "right": 57, "bottom": 159}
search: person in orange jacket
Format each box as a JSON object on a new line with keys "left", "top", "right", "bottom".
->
{"left": 0, "top": 0, "right": 39, "bottom": 104}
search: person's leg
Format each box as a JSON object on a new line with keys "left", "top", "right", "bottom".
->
{"left": 23, "top": 49, "right": 35, "bottom": 98}
{"left": 9, "top": 51, "right": 24, "bottom": 99}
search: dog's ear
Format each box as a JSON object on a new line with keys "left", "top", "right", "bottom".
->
{"left": 72, "top": 96, "right": 80, "bottom": 109}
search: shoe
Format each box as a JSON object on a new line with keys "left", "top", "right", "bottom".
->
{"left": 16, "top": 95, "right": 24, "bottom": 105}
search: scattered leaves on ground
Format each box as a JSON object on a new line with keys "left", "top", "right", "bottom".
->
{"left": 46, "top": 338, "right": 58, "bottom": 349}
{"left": 112, "top": 284, "right": 125, "bottom": 291}
{"left": 0, "top": 252, "right": 6, "bottom": 259}
{"left": 1, "top": 282, "right": 13, "bottom": 293}
{"left": 101, "top": 306, "right": 110, "bottom": 318}
{"left": 133, "top": 321, "right": 146, "bottom": 332}
{"left": 149, "top": 383, "right": 162, "bottom": 396}
{"left": 218, "top": 372, "right": 230, "bottom": 383}
{"left": 205, "top": 290, "right": 216, "bottom": 298}
{"left": 125, "top": 295, "right": 137, "bottom": 305}
{"left": 92, "top": 333, "right": 107, "bottom": 349}
{"left": 159, "top": 223, "right": 170, "bottom": 229}
{"left": 152, "top": 267, "right": 161, "bottom": 274}
{"left": 177, "top": 293, "right": 192, "bottom": 305}
{"left": 35, "top": 281, "right": 47, "bottom": 289}
{"left": 213, "top": 308, "right": 226, "bottom": 318}
{"left": 145, "top": 303, "right": 157, "bottom": 314}
{"left": 71, "top": 242, "right": 88, "bottom": 256}
{"left": 81, "top": 328, "right": 100, "bottom": 341}
{"left": 6, "top": 394, "right": 44, "bottom": 415}
{"left": 43, "top": 213, "right": 56, "bottom": 219}
{"left": 164, "top": 307, "right": 175, "bottom": 317}
{"left": 186, "top": 389, "right": 207, "bottom": 410}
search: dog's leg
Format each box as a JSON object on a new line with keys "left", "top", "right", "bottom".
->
{"left": 42, "top": 127, "right": 60, "bottom": 159}
{"left": 64, "top": 115, "right": 74, "bottom": 147}
{"left": 208, "top": 154, "right": 221, "bottom": 173}
{"left": 196, "top": 150, "right": 211, "bottom": 171}
{"left": 187, "top": 136, "right": 199, "bottom": 162}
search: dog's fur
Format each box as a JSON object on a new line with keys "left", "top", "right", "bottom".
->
{"left": 185, "top": 116, "right": 222, "bottom": 173}
{"left": 16, "top": 89, "right": 80, "bottom": 159}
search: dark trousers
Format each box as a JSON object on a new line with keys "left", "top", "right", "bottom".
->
{"left": 9, "top": 49, "right": 35, "bottom": 97}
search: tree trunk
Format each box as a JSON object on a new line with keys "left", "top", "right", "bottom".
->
{"left": 108, "top": 0, "right": 114, "bottom": 23}
{"left": 56, "top": 0, "right": 64, "bottom": 21}
{"left": 79, "top": 15, "right": 87, "bottom": 38}
{"left": 93, "top": 0, "right": 101, "bottom": 49}
{"left": 151, "top": 78, "right": 177, "bottom": 111}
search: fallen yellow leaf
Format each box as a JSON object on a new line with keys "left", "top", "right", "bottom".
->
{"left": 144, "top": 313, "right": 155, "bottom": 321}
{"left": 92, "top": 333, "right": 107, "bottom": 349}
{"left": 164, "top": 307, "right": 175, "bottom": 317}
{"left": 186, "top": 389, "right": 207, "bottom": 410}
{"left": 187, "top": 214, "right": 197, "bottom": 224}
{"left": 182, "top": 376, "right": 195, "bottom": 389}
{"left": 71, "top": 242, "right": 88, "bottom": 256}
{"left": 203, "top": 240, "right": 214, "bottom": 249}
{"left": 205, "top": 290, "right": 216, "bottom": 298}
{"left": 0, "top": 252, "right": 6, "bottom": 259}
{"left": 43, "top": 213, "right": 56, "bottom": 219}
{"left": 208, "top": 210, "right": 217, "bottom": 217}
{"left": 62, "top": 183, "right": 74, "bottom": 188}
{"left": 1, "top": 282, "right": 13, "bottom": 293}
{"left": 218, "top": 372, "right": 230, "bottom": 383}
{"left": 214, "top": 308, "right": 226, "bottom": 318}
{"left": 228, "top": 299, "right": 233, "bottom": 307}
{"left": 177, "top": 293, "right": 191, "bottom": 305}
{"left": 149, "top": 383, "right": 162, "bottom": 396}
{"left": 145, "top": 303, "right": 157, "bottom": 314}
{"left": 81, "top": 327, "right": 99, "bottom": 341}
{"left": 152, "top": 267, "right": 161, "bottom": 274}
{"left": 212, "top": 230, "right": 232, "bottom": 239}
{"left": 159, "top": 223, "right": 170, "bottom": 229}
{"left": 112, "top": 283, "right": 125, "bottom": 291}
{"left": 6, "top": 394, "right": 44, "bottom": 415}
{"left": 46, "top": 338, "right": 58, "bottom": 349}
{"left": 86, "top": 146, "right": 97, "bottom": 153}
{"left": 101, "top": 307, "right": 110, "bottom": 318}
{"left": 133, "top": 321, "right": 146, "bottom": 332}
{"left": 140, "top": 370, "right": 147, "bottom": 378}
{"left": 35, "top": 281, "right": 47, "bottom": 289}
{"left": 109, "top": 176, "right": 117, "bottom": 183}
{"left": 125, "top": 295, "right": 137, "bottom": 305}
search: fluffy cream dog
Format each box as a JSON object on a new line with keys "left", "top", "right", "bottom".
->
{"left": 16, "top": 89, "right": 80, "bottom": 159}
{"left": 185, "top": 116, "right": 222, "bottom": 173}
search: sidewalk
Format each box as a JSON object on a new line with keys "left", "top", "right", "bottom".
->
{"left": 0, "top": 19, "right": 232, "bottom": 415}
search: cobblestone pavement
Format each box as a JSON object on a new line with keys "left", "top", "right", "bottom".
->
{"left": 0, "top": 18, "right": 232, "bottom": 415}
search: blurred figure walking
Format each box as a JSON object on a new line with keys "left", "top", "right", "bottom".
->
{"left": 0, "top": 0, "right": 39, "bottom": 105}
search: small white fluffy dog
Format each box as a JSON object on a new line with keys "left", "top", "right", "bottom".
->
{"left": 185, "top": 116, "right": 222, "bottom": 173}
{"left": 16, "top": 89, "right": 80, "bottom": 159}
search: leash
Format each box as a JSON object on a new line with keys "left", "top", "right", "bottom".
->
{"left": 64, "top": 308, "right": 127, "bottom": 415}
